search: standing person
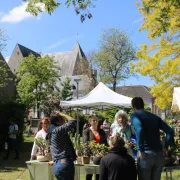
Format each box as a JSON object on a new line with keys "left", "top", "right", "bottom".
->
{"left": 83, "top": 115, "right": 107, "bottom": 180}
{"left": 46, "top": 112, "right": 76, "bottom": 180}
{"left": 100, "top": 133, "right": 137, "bottom": 180}
{"left": 111, "top": 110, "right": 136, "bottom": 157}
{"left": 3, "top": 118, "right": 19, "bottom": 160}
{"left": 31, "top": 117, "right": 50, "bottom": 160}
{"left": 131, "top": 97, "right": 174, "bottom": 180}
{"left": 102, "top": 119, "right": 111, "bottom": 139}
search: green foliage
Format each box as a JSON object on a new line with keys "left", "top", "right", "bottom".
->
{"left": 0, "top": 29, "right": 8, "bottom": 52}
{"left": 91, "top": 27, "right": 136, "bottom": 91}
{"left": 67, "top": 110, "right": 89, "bottom": 135}
{"left": 40, "top": 92, "right": 61, "bottom": 116}
{"left": 89, "top": 140, "right": 109, "bottom": 156}
{"left": 35, "top": 137, "right": 50, "bottom": 156}
{"left": 0, "top": 60, "right": 13, "bottom": 88}
{"left": 61, "top": 77, "right": 73, "bottom": 101}
{"left": 25, "top": 0, "right": 93, "bottom": 22}
{"left": 16, "top": 54, "right": 60, "bottom": 117}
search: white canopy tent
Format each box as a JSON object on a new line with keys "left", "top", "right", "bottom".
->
{"left": 171, "top": 87, "right": 180, "bottom": 113}
{"left": 60, "top": 82, "right": 132, "bottom": 108}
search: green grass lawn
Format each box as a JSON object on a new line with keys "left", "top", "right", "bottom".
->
{"left": 0, "top": 135, "right": 179, "bottom": 180}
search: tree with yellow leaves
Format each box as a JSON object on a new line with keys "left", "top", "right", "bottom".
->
{"left": 131, "top": 0, "right": 180, "bottom": 109}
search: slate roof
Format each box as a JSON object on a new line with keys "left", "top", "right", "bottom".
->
{"left": 7, "top": 42, "right": 86, "bottom": 77}
{"left": 8, "top": 43, "right": 40, "bottom": 73}
{"left": 46, "top": 51, "right": 78, "bottom": 76}
{"left": 115, "top": 85, "right": 153, "bottom": 99}
{"left": 44, "top": 42, "right": 86, "bottom": 76}
{"left": 72, "top": 42, "right": 86, "bottom": 59}
{"left": 0, "top": 52, "right": 5, "bottom": 61}
{"left": 17, "top": 43, "right": 40, "bottom": 57}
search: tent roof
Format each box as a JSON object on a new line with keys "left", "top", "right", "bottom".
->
{"left": 171, "top": 87, "right": 180, "bottom": 113}
{"left": 60, "top": 82, "right": 132, "bottom": 108}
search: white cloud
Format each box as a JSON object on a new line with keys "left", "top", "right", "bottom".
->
{"left": 0, "top": 2, "right": 42, "bottom": 23}
{"left": 132, "top": 17, "right": 143, "bottom": 24}
{"left": 47, "top": 35, "right": 84, "bottom": 50}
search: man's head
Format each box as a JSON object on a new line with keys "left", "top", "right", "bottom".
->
{"left": 50, "top": 113, "right": 65, "bottom": 126}
{"left": 8, "top": 117, "right": 16, "bottom": 125}
{"left": 131, "top": 97, "right": 144, "bottom": 111}
{"left": 109, "top": 133, "right": 125, "bottom": 149}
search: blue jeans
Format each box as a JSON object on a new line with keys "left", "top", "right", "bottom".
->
{"left": 137, "top": 151, "right": 165, "bottom": 180}
{"left": 53, "top": 159, "right": 74, "bottom": 180}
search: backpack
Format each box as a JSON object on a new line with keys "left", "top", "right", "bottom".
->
{"left": 13, "top": 124, "right": 20, "bottom": 137}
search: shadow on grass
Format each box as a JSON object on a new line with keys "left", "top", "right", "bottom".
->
{"left": 0, "top": 137, "right": 34, "bottom": 172}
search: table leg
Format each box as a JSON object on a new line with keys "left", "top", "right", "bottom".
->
{"left": 94, "top": 167, "right": 97, "bottom": 180}
{"left": 165, "top": 169, "right": 168, "bottom": 180}
{"left": 78, "top": 166, "right": 80, "bottom": 180}
{"left": 170, "top": 170, "right": 172, "bottom": 180}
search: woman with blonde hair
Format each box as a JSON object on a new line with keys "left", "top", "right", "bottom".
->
{"left": 31, "top": 117, "right": 50, "bottom": 160}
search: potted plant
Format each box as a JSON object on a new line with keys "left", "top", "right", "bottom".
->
{"left": 35, "top": 137, "right": 51, "bottom": 162}
{"left": 81, "top": 142, "right": 91, "bottom": 164}
{"left": 89, "top": 141, "right": 109, "bottom": 165}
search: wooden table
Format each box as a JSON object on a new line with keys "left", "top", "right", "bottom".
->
{"left": 26, "top": 160, "right": 100, "bottom": 180}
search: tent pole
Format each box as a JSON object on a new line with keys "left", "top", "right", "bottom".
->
{"left": 76, "top": 108, "right": 79, "bottom": 135}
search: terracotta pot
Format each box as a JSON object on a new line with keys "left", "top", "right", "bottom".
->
{"left": 81, "top": 156, "right": 90, "bottom": 164}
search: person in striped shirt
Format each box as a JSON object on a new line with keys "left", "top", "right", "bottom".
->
{"left": 46, "top": 112, "right": 76, "bottom": 180}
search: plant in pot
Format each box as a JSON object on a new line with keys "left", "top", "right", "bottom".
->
{"left": 35, "top": 137, "right": 51, "bottom": 162}
{"left": 89, "top": 140, "right": 109, "bottom": 165}
{"left": 69, "top": 132, "right": 82, "bottom": 163}
{"left": 81, "top": 142, "right": 91, "bottom": 164}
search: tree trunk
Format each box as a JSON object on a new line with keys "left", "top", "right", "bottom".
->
{"left": 113, "top": 81, "right": 117, "bottom": 92}
{"left": 37, "top": 102, "right": 40, "bottom": 119}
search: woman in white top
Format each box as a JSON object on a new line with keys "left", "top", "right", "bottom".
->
{"left": 31, "top": 117, "right": 50, "bottom": 160}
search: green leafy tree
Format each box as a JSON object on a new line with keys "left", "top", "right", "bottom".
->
{"left": 0, "top": 29, "right": 10, "bottom": 88}
{"left": 40, "top": 92, "right": 61, "bottom": 116}
{"left": 16, "top": 54, "right": 60, "bottom": 118}
{"left": 0, "top": 60, "right": 13, "bottom": 88}
{"left": 0, "top": 29, "right": 8, "bottom": 52}
{"left": 61, "top": 77, "right": 73, "bottom": 101}
{"left": 24, "top": 0, "right": 93, "bottom": 22}
{"left": 91, "top": 27, "right": 136, "bottom": 91}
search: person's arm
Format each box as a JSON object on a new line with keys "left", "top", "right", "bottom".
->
{"left": 131, "top": 114, "right": 145, "bottom": 153}
{"left": 55, "top": 112, "right": 76, "bottom": 133}
{"left": 99, "top": 158, "right": 108, "bottom": 180}
{"left": 159, "top": 118, "right": 174, "bottom": 150}
{"left": 56, "top": 112, "right": 74, "bottom": 121}
{"left": 31, "top": 132, "right": 40, "bottom": 159}
{"left": 83, "top": 128, "right": 89, "bottom": 143}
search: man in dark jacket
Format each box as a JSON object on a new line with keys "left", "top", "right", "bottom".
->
{"left": 100, "top": 133, "right": 137, "bottom": 180}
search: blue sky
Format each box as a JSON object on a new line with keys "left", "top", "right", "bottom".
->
{"left": 0, "top": 0, "right": 154, "bottom": 86}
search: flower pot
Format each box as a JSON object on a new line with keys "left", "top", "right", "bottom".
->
{"left": 37, "top": 154, "right": 52, "bottom": 162}
{"left": 165, "top": 157, "right": 176, "bottom": 166}
{"left": 81, "top": 156, "right": 90, "bottom": 164}
{"left": 92, "top": 156, "right": 102, "bottom": 165}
